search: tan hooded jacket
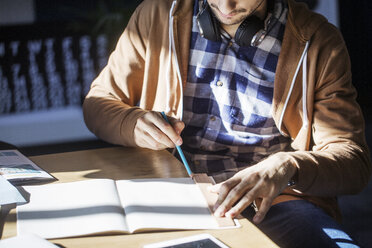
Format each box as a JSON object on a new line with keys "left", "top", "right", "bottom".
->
{"left": 83, "top": 0, "right": 371, "bottom": 220}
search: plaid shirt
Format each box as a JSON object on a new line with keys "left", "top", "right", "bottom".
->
{"left": 182, "top": 0, "right": 291, "bottom": 182}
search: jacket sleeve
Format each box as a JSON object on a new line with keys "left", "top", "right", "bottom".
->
{"left": 286, "top": 24, "right": 371, "bottom": 196}
{"left": 83, "top": 3, "right": 149, "bottom": 147}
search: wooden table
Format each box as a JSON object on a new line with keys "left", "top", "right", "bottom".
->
{"left": 0, "top": 147, "right": 278, "bottom": 247}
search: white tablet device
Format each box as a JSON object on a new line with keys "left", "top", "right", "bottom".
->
{"left": 143, "top": 234, "right": 230, "bottom": 248}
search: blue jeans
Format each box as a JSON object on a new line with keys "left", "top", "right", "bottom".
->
{"left": 241, "top": 200, "right": 360, "bottom": 248}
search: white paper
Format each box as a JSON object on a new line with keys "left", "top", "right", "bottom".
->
{"left": 116, "top": 178, "right": 218, "bottom": 233}
{"left": 0, "top": 175, "right": 26, "bottom": 205}
{"left": 0, "top": 234, "right": 59, "bottom": 248}
{"left": 17, "top": 179, "right": 128, "bottom": 239}
{"left": 0, "top": 150, "right": 54, "bottom": 183}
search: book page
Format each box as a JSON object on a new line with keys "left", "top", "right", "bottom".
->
{"left": 17, "top": 179, "right": 129, "bottom": 239}
{"left": 0, "top": 150, "right": 55, "bottom": 185}
{"left": 115, "top": 178, "right": 219, "bottom": 233}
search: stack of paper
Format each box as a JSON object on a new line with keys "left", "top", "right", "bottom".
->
{"left": 0, "top": 234, "right": 59, "bottom": 248}
{"left": 0, "top": 175, "right": 26, "bottom": 205}
{"left": 0, "top": 150, "right": 55, "bottom": 185}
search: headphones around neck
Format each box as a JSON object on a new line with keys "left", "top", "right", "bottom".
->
{"left": 196, "top": 0, "right": 265, "bottom": 47}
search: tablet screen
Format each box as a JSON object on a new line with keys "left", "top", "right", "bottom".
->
{"left": 144, "top": 234, "right": 230, "bottom": 248}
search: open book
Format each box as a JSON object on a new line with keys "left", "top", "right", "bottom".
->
{"left": 17, "top": 177, "right": 238, "bottom": 239}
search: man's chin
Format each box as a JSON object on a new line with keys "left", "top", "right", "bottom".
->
{"left": 214, "top": 14, "right": 247, "bottom": 26}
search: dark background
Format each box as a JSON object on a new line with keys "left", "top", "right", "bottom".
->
{"left": 339, "top": 1, "right": 372, "bottom": 120}
{"left": 0, "top": 0, "right": 142, "bottom": 114}
{"left": 1, "top": 0, "right": 372, "bottom": 246}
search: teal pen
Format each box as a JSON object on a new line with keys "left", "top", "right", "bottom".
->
{"left": 161, "top": 112, "right": 193, "bottom": 177}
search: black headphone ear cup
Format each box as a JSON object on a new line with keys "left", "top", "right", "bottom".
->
{"left": 234, "top": 15, "right": 264, "bottom": 47}
{"left": 196, "top": 4, "right": 221, "bottom": 42}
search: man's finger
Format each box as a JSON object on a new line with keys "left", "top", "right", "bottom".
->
{"left": 208, "top": 183, "right": 222, "bottom": 193}
{"left": 136, "top": 116, "right": 174, "bottom": 148}
{"left": 141, "top": 130, "right": 168, "bottom": 150}
{"left": 253, "top": 197, "right": 273, "bottom": 224}
{"left": 225, "top": 188, "right": 257, "bottom": 218}
{"left": 154, "top": 113, "right": 183, "bottom": 146}
{"left": 168, "top": 117, "right": 185, "bottom": 135}
{"left": 146, "top": 123, "right": 175, "bottom": 148}
{"left": 213, "top": 179, "right": 243, "bottom": 217}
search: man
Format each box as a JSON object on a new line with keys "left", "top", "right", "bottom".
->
{"left": 83, "top": 0, "right": 371, "bottom": 246}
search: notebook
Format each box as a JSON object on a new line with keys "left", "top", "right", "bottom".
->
{"left": 17, "top": 177, "right": 238, "bottom": 239}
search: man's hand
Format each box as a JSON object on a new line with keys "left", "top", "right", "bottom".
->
{"left": 134, "top": 111, "right": 185, "bottom": 150}
{"left": 209, "top": 153, "right": 297, "bottom": 224}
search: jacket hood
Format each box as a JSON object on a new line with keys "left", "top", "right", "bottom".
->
{"left": 287, "top": 0, "right": 328, "bottom": 42}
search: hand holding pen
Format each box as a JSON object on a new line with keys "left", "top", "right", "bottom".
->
{"left": 133, "top": 111, "right": 192, "bottom": 176}
{"left": 133, "top": 111, "right": 185, "bottom": 150}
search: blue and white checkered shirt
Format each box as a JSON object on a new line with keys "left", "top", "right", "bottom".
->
{"left": 182, "top": 0, "right": 291, "bottom": 182}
